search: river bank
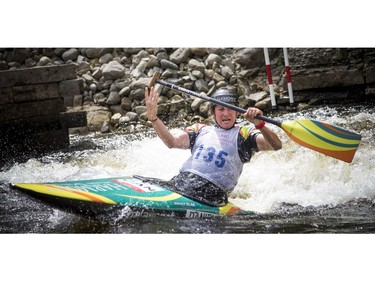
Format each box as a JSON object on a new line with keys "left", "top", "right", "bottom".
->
{"left": 1, "top": 48, "right": 374, "bottom": 135}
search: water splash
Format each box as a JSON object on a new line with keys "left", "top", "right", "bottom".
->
{"left": 232, "top": 104, "right": 375, "bottom": 212}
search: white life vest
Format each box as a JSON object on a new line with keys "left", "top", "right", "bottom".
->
{"left": 180, "top": 126, "right": 243, "bottom": 192}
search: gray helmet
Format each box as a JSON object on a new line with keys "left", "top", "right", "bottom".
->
{"left": 211, "top": 88, "right": 238, "bottom": 106}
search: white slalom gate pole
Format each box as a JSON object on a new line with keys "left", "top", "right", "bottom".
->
{"left": 283, "top": 48, "right": 295, "bottom": 107}
{"left": 263, "top": 48, "right": 277, "bottom": 109}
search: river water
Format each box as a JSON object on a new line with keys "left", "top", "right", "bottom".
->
{"left": 1, "top": 103, "right": 375, "bottom": 234}
{"left": 1, "top": 103, "right": 374, "bottom": 280}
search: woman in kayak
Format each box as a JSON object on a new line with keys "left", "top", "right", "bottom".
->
{"left": 144, "top": 86, "right": 282, "bottom": 207}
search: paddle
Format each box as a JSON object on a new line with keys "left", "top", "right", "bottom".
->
{"left": 148, "top": 72, "right": 362, "bottom": 163}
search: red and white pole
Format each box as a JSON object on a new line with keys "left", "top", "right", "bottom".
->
{"left": 263, "top": 48, "right": 277, "bottom": 109}
{"left": 283, "top": 48, "right": 295, "bottom": 107}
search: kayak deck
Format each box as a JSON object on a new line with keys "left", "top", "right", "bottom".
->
{"left": 11, "top": 176, "right": 252, "bottom": 218}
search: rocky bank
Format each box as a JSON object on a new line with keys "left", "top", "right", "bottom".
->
{"left": 1, "top": 48, "right": 374, "bottom": 134}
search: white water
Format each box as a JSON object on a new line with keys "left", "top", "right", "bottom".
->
{"left": 2, "top": 106, "right": 374, "bottom": 214}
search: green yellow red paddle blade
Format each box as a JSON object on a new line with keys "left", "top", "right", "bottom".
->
{"left": 281, "top": 119, "right": 362, "bottom": 163}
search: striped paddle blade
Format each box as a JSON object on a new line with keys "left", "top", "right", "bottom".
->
{"left": 281, "top": 119, "right": 362, "bottom": 163}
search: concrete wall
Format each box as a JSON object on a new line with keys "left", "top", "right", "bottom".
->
{"left": 0, "top": 64, "right": 86, "bottom": 163}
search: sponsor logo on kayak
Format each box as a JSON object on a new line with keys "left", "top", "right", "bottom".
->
{"left": 174, "top": 201, "right": 196, "bottom": 207}
{"left": 185, "top": 210, "right": 216, "bottom": 218}
{"left": 122, "top": 207, "right": 177, "bottom": 218}
{"left": 112, "top": 179, "right": 164, "bottom": 193}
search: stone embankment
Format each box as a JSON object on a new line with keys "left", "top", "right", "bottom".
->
{"left": 1, "top": 48, "right": 374, "bottom": 134}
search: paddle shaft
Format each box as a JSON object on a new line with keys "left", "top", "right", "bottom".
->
{"left": 155, "top": 79, "right": 282, "bottom": 127}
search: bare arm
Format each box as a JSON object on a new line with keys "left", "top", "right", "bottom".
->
{"left": 254, "top": 126, "right": 283, "bottom": 151}
{"left": 145, "top": 86, "right": 190, "bottom": 149}
{"left": 243, "top": 107, "right": 282, "bottom": 151}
